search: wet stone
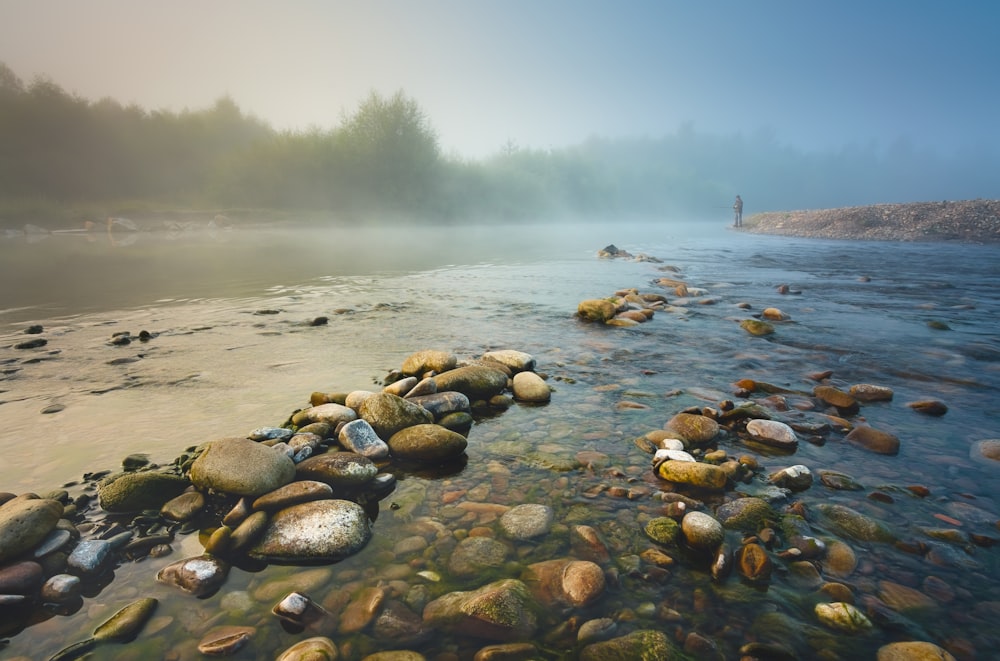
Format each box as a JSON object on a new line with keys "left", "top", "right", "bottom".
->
{"left": 249, "top": 499, "right": 372, "bottom": 563}
{"left": 189, "top": 437, "right": 296, "bottom": 497}
{"left": 846, "top": 425, "right": 900, "bottom": 455}
{"left": 447, "top": 536, "right": 510, "bottom": 578}
{"left": 499, "top": 504, "right": 554, "bottom": 540}
{"left": 295, "top": 452, "right": 378, "bottom": 489}
{"left": 156, "top": 554, "right": 230, "bottom": 597}
{"left": 681, "top": 511, "right": 724, "bottom": 551}
{"left": 252, "top": 480, "right": 334, "bottom": 511}
{"left": 746, "top": 419, "right": 799, "bottom": 450}
{"left": 160, "top": 490, "right": 205, "bottom": 522}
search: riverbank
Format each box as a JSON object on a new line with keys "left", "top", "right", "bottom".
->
{"left": 742, "top": 199, "right": 1000, "bottom": 243}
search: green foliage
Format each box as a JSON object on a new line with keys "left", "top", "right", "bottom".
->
{"left": 1, "top": 60, "right": 997, "bottom": 228}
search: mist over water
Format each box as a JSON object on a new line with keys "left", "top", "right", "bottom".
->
{"left": 2, "top": 219, "right": 999, "bottom": 659}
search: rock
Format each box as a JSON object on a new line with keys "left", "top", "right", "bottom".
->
{"left": 736, "top": 542, "right": 772, "bottom": 583}
{"left": 291, "top": 403, "right": 358, "bottom": 427}
{"left": 189, "top": 437, "right": 296, "bottom": 497}
{"left": 156, "top": 554, "right": 230, "bottom": 597}
{"left": 67, "top": 539, "right": 115, "bottom": 574}
{"left": 813, "top": 385, "right": 860, "bottom": 415}
{"left": 252, "top": 480, "right": 333, "bottom": 511}
{"left": 580, "top": 630, "right": 680, "bottom": 661}
{"left": 40, "top": 573, "right": 80, "bottom": 603}
{"left": 249, "top": 499, "right": 371, "bottom": 563}
{"left": 388, "top": 424, "right": 468, "bottom": 462}
{"left": 818, "top": 470, "right": 864, "bottom": 491}
{"left": 482, "top": 350, "right": 536, "bottom": 373}
{"left": 339, "top": 586, "right": 386, "bottom": 634}
{"left": 273, "top": 591, "right": 333, "bottom": 629}
{"left": 577, "top": 618, "right": 617, "bottom": 644}
{"left": 197, "top": 625, "right": 255, "bottom": 656}
{"left": 276, "top": 636, "right": 339, "bottom": 661}
{"left": 401, "top": 350, "right": 458, "bottom": 376}
{"left": 577, "top": 299, "right": 617, "bottom": 322}
{"left": 846, "top": 425, "right": 900, "bottom": 455}
{"left": 295, "top": 452, "right": 378, "bottom": 489}
{"left": 681, "top": 511, "right": 725, "bottom": 551}
{"left": 422, "top": 578, "right": 539, "bottom": 641}
{"left": 877, "top": 641, "right": 957, "bottom": 661}
{"left": 768, "top": 465, "right": 813, "bottom": 491}
{"left": 849, "top": 384, "right": 894, "bottom": 402}
{"left": 405, "top": 392, "right": 470, "bottom": 419}
{"left": 878, "top": 580, "right": 936, "bottom": 612}
{"left": 511, "top": 372, "right": 551, "bottom": 403}
{"left": 358, "top": 392, "right": 434, "bottom": 440}
{"left": 657, "top": 460, "right": 727, "bottom": 490}
{"left": 383, "top": 376, "right": 418, "bottom": 397}
{"left": 160, "top": 490, "right": 205, "bottom": 522}
{"left": 0, "top": 560, "right": 43, "bottom": 594}
{"left": 370, "top": 600, "right": 428, "bottom": 647}
{"left": 644, "top": 517, "right": 681, "bottom": 546}
{"left": 823, "top": 539, "right": 858, "bottom": 578}
{"left": 0, "top": 497, "right": 63, "bottom": 563}
{"left": 499, "top": 504, "right": 554, "bottom": 541}
{"left": 745, "top": 419, "right": 799, "bottom": 450}
{"left": 432, "top": 365, "right": 509, "bottom": 401}
{"left": 448, "top": 536, "right": 510, "bottom": 578}
{"left": 97, "top": 471, "right": 190, "bottom": 513}
{"left": 740, "top": 319, "right": 775, "bottom": 336}
{"left": 908, "top": 399, "right": 948, "bottom": 416}
{"left": 970, "top": 439, "right": 1000, "bottom": 465}
{"left": 761, "top": 307, "right": 788, "bottom": 321}
{"left": 816, "top": 504, "right": 895, "bottom": 543}
{"left": 716, "top": 497, "right": 776, "bottom": 532}
{"left": 522, "top": 558, "right": 605, "bottom": 607}
{"left": 664, "top": 413, "right": 719, "bottom": 445}
{"left": 405, "top": 377, "right": 438, "bottom": 398}
{"left": 814, "top": 602, "right": 872, "bottom": 633}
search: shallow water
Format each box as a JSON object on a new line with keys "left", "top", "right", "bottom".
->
{"left": 1, "top": 220, "right": 999, "bottom": 659}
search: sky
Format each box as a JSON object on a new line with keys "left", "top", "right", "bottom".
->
{"left": 0, "top": 1, "right": 998, "bottom": 159}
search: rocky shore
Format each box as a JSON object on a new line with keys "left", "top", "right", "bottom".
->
{"left": 742, "top": 199, "right": 1000, "bottom": 243}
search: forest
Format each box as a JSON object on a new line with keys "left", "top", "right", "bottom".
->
{"left": 1, "top": 61, "right": 997, "bottom": 228}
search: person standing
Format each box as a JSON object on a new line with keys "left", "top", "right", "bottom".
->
{"left": 733, "top": 195, "right": 743, "bottom": 227}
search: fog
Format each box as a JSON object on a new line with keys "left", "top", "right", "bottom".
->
{"left": 0, "top": 1, "right": 998, "bottom": 223}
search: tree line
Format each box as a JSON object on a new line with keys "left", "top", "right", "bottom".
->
{"left": 1, "top": 61, "right": 996, "bottom": 227}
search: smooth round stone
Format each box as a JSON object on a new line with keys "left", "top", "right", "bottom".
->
{"left": 761, "top": 307, "right": 788, "bottom": 320}
{"left": 401, "top": 350, "right": 457, "bottom": 376}
{"left": 579, "top": 630, "right": 678, "bottom": 661}
{"left": 578, "top": 617, "right": 617, "bottom": 643}
{"left": 388, "top": 424, "right": 468, "bottom": 462}
{"left": 657, "top": 460, "right": 727, "bottom": 490}
{"left": 230, "top": 511, "right": 270, "bottom": 553}
{"left": 823, "top": 539, "right": 858, "bottom": 578}
{"left": 846, "top": 425, "right": 900, "bottom": 455}
{"left": 296, "top": 452, "right": 378, "bottom": 489}
{"left": 422, "top": 579, "right": 538, "bottom": 640}
{"left": 849, "top": 383, "right": 894, "bottom": 402}
{"left": 511, "top": 371, "right": 551, "bottom": 403}
{"left": 745, "top": 419, "right": 799, "bottom": 449}
{"left": 768, "top": 465, "right": 813, "bottom": 491}
{"left": 736, "top": 542, "right": 772, "bottom": 583}
{"left": 644, "top": 517, "right": 680, "bottom": 545}
{"left": 522, "top": 558, "right": 605, "bottom": 607}
{"left": 664, "top": 413, "right": 719, "bottom": 445}
{"left": 814, "top": 602, "right": 872, "bottom": 633}
{"left": 447, "top": 536, "right": 510, "bottom": 577}
{"left": 359, "top": 392, "right": 435, "bottom": 440}
{"left": 740, "top": 319, "right": 774, "bottom": 336}
{"left": 338, "top": 419, "right": 391, "bottom": 460}
{"left": 249, "top": 500, "right": 372, "bottom": 563}
{"left": 32, "top": 528, "right": 73, "bottom": 558}
{"left": 156, "top": 554, "right": 230, "bottom": 597}
{"left": 345, "top": 390, "right": 376, "bottom": 410}
{"left": 431, "top": 365, "right": 509, "bottom": 400}
{"left": 657, "top": 437, "right": 686, "bottom": 451}
{"left": 577, "top": 299, "right": 617, "bottom": 322}
{"left": 253, "top": 480, "right": 334, "bottom": 511}
{"left": 67, "top": 539, "right": 113, "bottom": 574}
{"left": 877, "top": 641, "right": 957, "bottom": 661}
{"left": 276, "top": 636, "right": 339, "bottom": 661}
{"left": 291, "top": 403, "right": 358, "bottom": 427}
{"left": 405, "top": 391, "right": 471, "bottom": 418}
{"left": 908, "top": 399, "right": 948, "bottom": 416}
{"left": 248, "top": 426, "right": 295, "bottom": 442}
{"left": 813, "top": 385, "right": 859, "bottom": 415}
{"left": 816, "top": 504, "right": 895, "bottom": 542}
{"left": 969, "top": 439, "right": 1000, "bottom": 465}
{"left": 482, "top": 349, "right": 536, "bottom": 373}
{"left": 40, "top": 573, "right": 81, "bottom": 602}
{"left": 404, "top": 377, "right": 437, "bottom": 398}
{"left": 654, "top": 448, "right": 695, "bottom": 463}
{"left": 0, "top": 497, "right": 66, "bottom": 563}
{"left": 0, "top": 560, "right": 43, "bottom": 594}
{"left": 681, "top": 511, "right": 724, "bottom": 550}
{"left": 361, "top": 651, "right": 426, "bottom": 661}
{"left": 189, "top": 437, "right": 296, "bottom": 497}
{"left": 715, "top": 497, "right": 775, "bottom": 532}
{"left": 383, "top": 376, "right": 418, "bottom": 397}
{"left": 160, "top": 490, "right": 205, "bottom": 522}
{"left": 499, "top": 504, "right": 554, "bottom": 540}
{"left": 197, "top": 625, "right": 255, "bottom": 656}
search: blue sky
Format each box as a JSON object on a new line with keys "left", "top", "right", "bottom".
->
{"left": 1, "top": 1, "right": 997, "bottom": 158}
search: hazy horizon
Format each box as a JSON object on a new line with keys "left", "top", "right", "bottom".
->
{"left": 2, "top": 1, "right": 998, "bottom": 160}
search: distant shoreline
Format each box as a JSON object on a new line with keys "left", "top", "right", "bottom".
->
{"left": 741, "top": 199, "right": 1000, "bottom": 243}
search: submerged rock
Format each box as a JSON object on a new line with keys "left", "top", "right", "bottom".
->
{"left": 249, "top": 499, "right": 371, "bottom": 563}
{"left": 422, "top": 578, "right": 539, "bottom": 641}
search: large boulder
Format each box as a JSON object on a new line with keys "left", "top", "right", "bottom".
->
{"left": 0, "top": 497, "right": 63, "bottom": 564}
{"left": 431, "top": 365, "right": 509, "bottom": 401}
{"left": 388, "top": 424, "right": 468, "bottom": 462}
{"left": 189, "top": 437, "right": 296, "bottom": 497}
{"left": 97, "top": 470, "right": 191, "bottom": 513}
{"left": 249, "top": 499, "right": 372, "bottom": 563}
{"left": 577, "top": 299, "right": 617, "bottom": 322}
{"left": 358, "top": 392, "right": 434, "bottom": 440}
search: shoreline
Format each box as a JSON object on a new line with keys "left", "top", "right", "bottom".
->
{"left": 741, "top": 199, "right": 1000, "bottom": 243}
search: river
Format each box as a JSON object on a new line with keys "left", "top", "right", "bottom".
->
{"left": 1, "top": 219, "right": 998, "bottom": 659}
